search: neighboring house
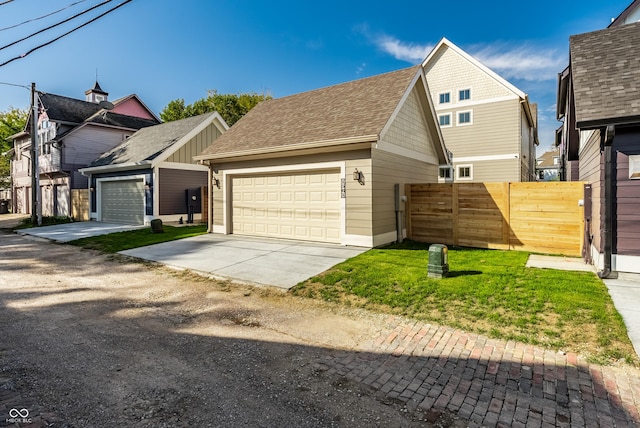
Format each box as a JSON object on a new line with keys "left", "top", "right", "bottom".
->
{"left": 535, "top": 149, "right": 560, "bottom": 181}
{"left": 195, "top": 66, "right": 449, "bottom": 247}
{"left": 608, "top": 0, "right": 640, "bottom": 26}
{"left": 422, "top": 38, "right": 539, "bottom": 183}
{"left": 556, "top": 20, "right": 640, "bottom": 275}
{"left": 79, "top": 112, "right": 228, "bottom": 225}
{"left": 10, "top": 82, "right": 160, "bottom": 217}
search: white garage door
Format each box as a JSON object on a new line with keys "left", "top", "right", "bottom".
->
{"left": 232, "top": 170, "right": 341, "bottom": 243}
{"left": 100, "top": 179, "right": 144, "bottom": 225}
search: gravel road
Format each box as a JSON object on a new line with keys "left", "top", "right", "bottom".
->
{"left": 0, "top": 231, "right": 464, "bottom": 427}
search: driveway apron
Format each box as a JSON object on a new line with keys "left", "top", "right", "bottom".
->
{"left": 119, "top": 234, "right": 368, "bottom": 289}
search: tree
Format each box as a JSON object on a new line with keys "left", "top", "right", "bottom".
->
{"left": 160, "top": 90, "right": 271, "bottom": 126}
{"left": 0, "top": 107, "right": 28, "bottom": 190}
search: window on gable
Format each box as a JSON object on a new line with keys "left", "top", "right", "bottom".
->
{"left": 459, "top": 89, "right": 471, "bottom": 101}
{"left": 458, "top": 111, "right": 472, "bottom": 125}
{"left": 438, "top": 114, "right": 451, "bottom": 127}
{"left": 439, "top": 92, "right": 450, "bottom": 104}
{"left": 457, "top": 165, "right": 473, "bottom": 180}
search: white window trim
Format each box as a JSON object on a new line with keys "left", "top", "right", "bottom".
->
{"left": 458, "top": 87, "right": 472, "bottom": 102}
{"left": 457, "top": 110, "right": 473, "bottom": 126}
{"left": 438, "top": 91, "right": 451, "bottom": 105}
{"left": 629, "top": 155, "right": 640, "bottom": 179}
{"left": 438, "top": 113, "right": 452, "bottom": 128}
{"left": 438, "top": 166, "right": 453, "bottom": 183}
{"left": 456, "top": 164, "right": 473, "bottom": 181}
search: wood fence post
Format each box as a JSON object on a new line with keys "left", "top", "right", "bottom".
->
{"left": 452, "top": 183, "right": 459, "bottom": 246}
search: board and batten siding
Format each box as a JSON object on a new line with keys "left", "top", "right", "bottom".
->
{"left": 158, "top": 168, "right": 207, "bottom": 215}
{"left": 371, "top": 149, "right": 437, "bottom": 238}
{"left": 165, "top": 122, "right": 222, "bottom": 164}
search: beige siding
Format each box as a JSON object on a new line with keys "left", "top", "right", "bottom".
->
{"left": 453, "top": 158, "right": 521, "bottom": 183}
{"left": 345, "top": 158, "right": 372, "bottom": 236}
{"left": 424, "top": 47, "right": 513, "bottom": 102}
{"left": 424, "top": 44, "right": 533, "bottom": 183}
{"left": 211, "top": 150, "right": 372, "bottom": 234}
{"left": 441, "top": 98, "right": 520, "bottom": 158}
{"left": 166, "top": 122, "right": 222, "bottom": 164}
{"left": 383, "top": 88, "right": 436, "bottom": 158}
{"left": 371, "top": 149, "right": 438, "bottom": 237}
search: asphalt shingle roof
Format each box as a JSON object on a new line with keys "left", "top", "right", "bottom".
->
{"left": 198, "top": 66, "right": 420, "bottom": 158}
{"left": 39, "top": 92, "right": 103, "bottom": 124}
{"left": 89, "top": 113, "right": 216, "bottom": 167}
{"left": 570, "top": 21, "right": 640, "bottom": 127}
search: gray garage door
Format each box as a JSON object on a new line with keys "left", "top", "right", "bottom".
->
{"left": 100, "top": 179, "right": 144, "bottom": 225}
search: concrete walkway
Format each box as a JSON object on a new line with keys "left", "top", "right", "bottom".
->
{"left": 120, "top": 234, "right": 368, "bottom": 289}
{"left": 603, "top": 273, "right": 640, "bottom": 358}
{"left": 16, "top": 221, "right": 144, "bottom": 242}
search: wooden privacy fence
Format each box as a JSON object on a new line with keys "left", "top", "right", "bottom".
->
{"left": 71, "top": 189, "right": 89, "bottom": 221}
{"left": 406, "top": 182, "right": 585, "bottom": 256}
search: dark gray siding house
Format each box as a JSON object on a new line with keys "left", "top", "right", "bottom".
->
{"left": 557, "top": 20, "right": 640, "bottom": 275}
{"left": 80, "top": 112, "right": 228, "bottom": 225}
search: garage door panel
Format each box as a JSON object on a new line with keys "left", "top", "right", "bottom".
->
{"left": 232, "top": 170, "right": 341, "bottom": 243}
{"left": 101, "top": 180, "right": 144, "bottom": 225}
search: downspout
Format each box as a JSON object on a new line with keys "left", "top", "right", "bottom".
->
{"left": 598, "top": 125, "right": 616, "bottom": 279}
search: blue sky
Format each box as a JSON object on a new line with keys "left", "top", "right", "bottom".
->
{"left": 0, "top": 0, "right": 633, "bottom": 151}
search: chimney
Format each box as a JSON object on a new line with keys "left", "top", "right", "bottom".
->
{"left": 85, "top": 81, "right": 108, "bottom": 103}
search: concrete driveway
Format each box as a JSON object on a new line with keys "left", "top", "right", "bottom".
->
{"left": 120, "top": 234, "right": 368, "bottom": 289}
{"left": 16, "top": 221, "right": 144, "bottom": 242}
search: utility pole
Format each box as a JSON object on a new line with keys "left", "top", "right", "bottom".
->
{"left": 30, "top": 82, "right": 41, "bottom": 226}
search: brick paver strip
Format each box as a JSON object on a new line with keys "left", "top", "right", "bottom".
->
{"left": 319, "top": 316, "right": 640, "bottom": 427}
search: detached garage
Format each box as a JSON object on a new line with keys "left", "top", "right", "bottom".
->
{"left": 81, "top": 112, "right": 228, "bottom": 225}
{"left": 196, "top": 66, "right": 449, "bottom": 247}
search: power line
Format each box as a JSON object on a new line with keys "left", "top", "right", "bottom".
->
{"left": 0, "top": 0, "right": 88, "bottom": 32}
{"left": 0, "top": 0, "right": 133, "bottom": 68}
{"left": 0, "top": 0, "right": 16, "bottom": 6}
{"left": 0, "top": 0, "right": 113, "bottom": 52}
{"left": 0, "top": 81, "right": 29, "bottom": 89}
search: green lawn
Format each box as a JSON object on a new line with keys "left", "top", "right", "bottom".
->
{"left": 291, "top": 240, "right": 637, "bottom": 365}
{"left": 69, "top": 224, "right": 208, "bottom": 253}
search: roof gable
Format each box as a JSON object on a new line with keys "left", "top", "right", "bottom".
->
{"left": 112, "top": 94, "right": 160, "bottom": 122}
{"left": 570, "top": 21, "right": 640, "bottom": 128}
{"left": 422, "top": 38, "right": 526, "bottom": 100}
{"left": 609, "top": 0, "right": 640, "bottom": 27}
{"left": 197, "top": 66, "right": 425, "bottom": 159}
{"left": 87, "top": 112, "right": 227, "bottom": 168}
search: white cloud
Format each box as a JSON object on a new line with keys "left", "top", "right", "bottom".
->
{"left": 374, "top": 34, "right": 433, "bottom": 63}
{"left": 471, "top": 44, "right": 566, "bottom": 82}
{"left": 362, "top": 27, "right": 566, "bottom": 82}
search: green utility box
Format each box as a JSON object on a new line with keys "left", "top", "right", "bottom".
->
{"left": 150, "top": 219, "right": 164, "bottom": 233}
{"left": 427, "top": 244, "right": 449, "bottom": 278}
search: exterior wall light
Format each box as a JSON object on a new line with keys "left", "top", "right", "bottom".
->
{"left": 353, "top": 169, "right": 365, "bottom": 185}
{"left": 212, "top": 177, "right": 220, "bottom": 189}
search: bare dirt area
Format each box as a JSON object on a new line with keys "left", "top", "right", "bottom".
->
{"left": 0, "top": 231, "right": 465, "bottom": 427}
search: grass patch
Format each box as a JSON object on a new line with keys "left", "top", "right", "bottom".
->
{"left": 291, "top": 240, "right": 637, "bottom": 365}
{"left": 69, "top": 224, "right": 207, "bottom": 253}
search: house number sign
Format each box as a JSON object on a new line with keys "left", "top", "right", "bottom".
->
{"left": 341, "top": 178, "right": 346, "bottom": 198}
